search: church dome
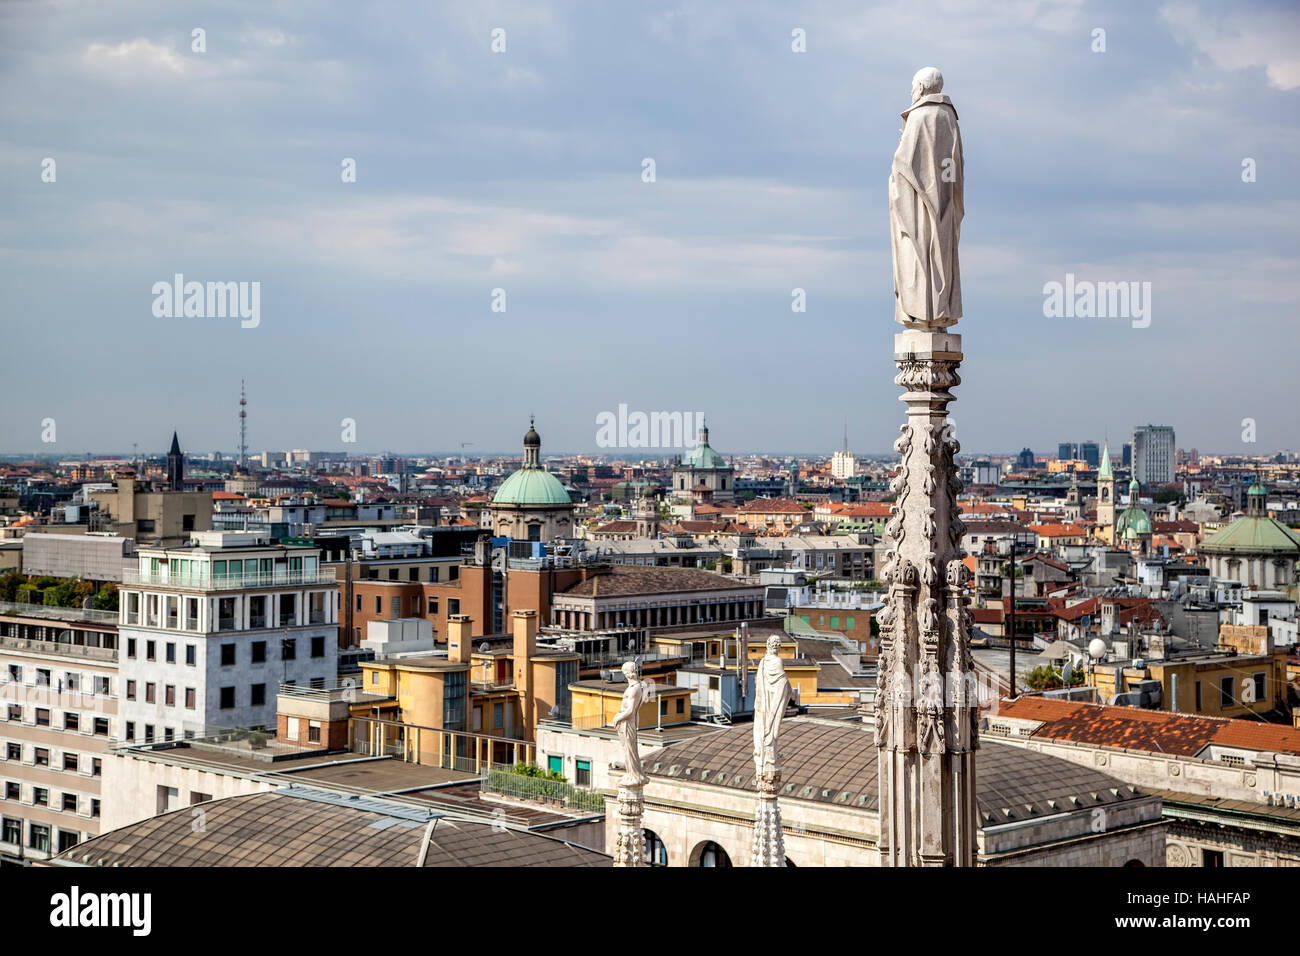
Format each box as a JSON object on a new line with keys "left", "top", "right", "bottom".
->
{"left": 1116, "top": 478, "right": 1150, "bottom": 537}
{"left": 523, "top": 424, "right": 541, "bottom": 447}
{"left": 493, "top": 468, "right": 572, "bottom": 506}
{"left": 681, "top": 425, "right": 728, "bottom": 470}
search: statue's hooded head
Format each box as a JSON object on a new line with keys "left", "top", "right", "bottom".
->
{"left": 911, "top": 67, "right": 943, "bottom": 104}
{"left": 766, "top": 635, "right": 782, "bottom": 655}
{"left": 621, "top": 660, "right": 638, "bottom": 682}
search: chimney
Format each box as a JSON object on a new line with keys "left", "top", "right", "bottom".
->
{"left": 513, "top": 609, "right": 538, "bottom": 734}
{"left": 447, "top": 614, "right": 474, "bottom": 664}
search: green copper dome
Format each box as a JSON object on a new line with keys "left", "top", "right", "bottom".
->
{"left": 1116, "top": 478, "right": 1151, "bottom": 537}
{"left": 493, "top": 468, "right": 572, "bottom": 506}
{"left": 681, "top": 423, "right": 728, "bottom": 469}
{"left": 1200, "top": 516, "right": 1300, "bottom": 554}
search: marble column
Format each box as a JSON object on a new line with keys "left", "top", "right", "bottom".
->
{"left": 874, "top": 66, "right": 978, "bottom": 869}
{"left": 750, "top": 770, "right": 785, "bottom": 867}
{"left": 611, "top": 781, "right": 645, "bottom": 867}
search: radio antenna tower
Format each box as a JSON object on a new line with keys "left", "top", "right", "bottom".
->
{"left": 238, "top": 380, "right": 248, "bottom": 471}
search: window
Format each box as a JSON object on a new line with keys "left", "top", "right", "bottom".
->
{"left": 846, "top": 616, "right": 855, "bottom": 628}
{"left": 165, "top": 685, "right": 176, "bottom": 707}
{"left": 427, "top": 598, "right": 439, "bottom": 615}
{"left": 33, "top": 788, "right": 48, "bottom": 807}
{"left": 429, "top": 567, "right": 439, "bottom": 583}
{"left": 374, "top": 596, "right": 381, "bottom": 615}
{"left": 251, "top": 684, "right": 265, "bottom": 706}
{"left": 2, "top": 817, "right": 19, "bottom": 844}
{"left": 144, "top": 724, "right": 155, "bottom": 742}
{"left": 1195, "top": 680, "right": 1202, "bottom": 711}
{"left": 449, "top": 566, "right": 459, "bottom": 581}
{"left": 6, "top": 665, "right": 19, "bottom": 682}
{"left": 221, "top": 643, "right": 236, "bottom": 666}
{"left": 63, "top": 753, "right": 78, "bottom": 772}
{"left": 548, "top": 755, "right": 563, "bottom": 775}
{"left": 61, "top": 793, "right": 77, "bottom": 812}
{"left": 125, "top": 721, "right": 135, "bottom": 742}
{"left": 493, "top": 702, "right": 504, "bottom": 729}
{"left": 164, "top": 727, "right": 174, "bottom": 742}
{"left": 145, "top": 640, "right": 156, "bottom": 662}
{"left": 92, "top": 758, "right": 101, "bottom": 777}
{"left": 190, "top": 791, "right": 211, "bottom": 806}
{"left": 35, "top": 708, "right": 49, "bottom": 727}
{"left": 126, "top": 680, "right": 137, "bottom": 701}
{"left": 251, "top": 641, "right": 266, "bottom": 664}
{"left": 677, "top": 698, "right": 685, "bottom": 714}
{"left": 282, "top": 638, "right": 296, "bottom": 661}
{"left": 90, "top": 798, "right": 100, "bottom": 818}
{"left": 93, "top": 718, "right": 108, "bottom": 737}
{"left": 1219, "top": 676, "right": 1234, "bottom": 708}
{"left": 63, "top": 713, "right": 79, "bottom": 732}
{"left": 308, "top": 721, "right": 321, "bottom": 743}
{"left": 5, "top": 704, "right": 19, "bottom": 721}
{"left": 311, "top": 636, "right": 325, "bottom": 658}
{"left": 165, "top": 642, "right": 176, "bottom": 664}
{"left": 1253, "top": 672, "right": 1266, "bottom": 703}
{"left": 220, "top": 687, "right": 235, "bottom": 710}
{"left": 34, "top": 748, "right": 49, "bottom": 766}
{"left": 127, "top": 638, "right": 136, "bottom": 659}
{"left": 659, "top": 698, "right": 667, "bottom": 716}
{"left": 575, "top": 760, "right": 592, "bottom": 787}
{"left": 185, "top": 644, "right": 197, "bottom": 666}
{"left": 390, "top": 597, "right": 401, "bottom": 619}
{"left": 1203, "top": 849, "right": 1224, "bottom": 867}
{"left": 64, "top": 672, "right": 80, "bottom": 692}
{"left": 4, "top": 782, "right": 18, "bottom": 800}
{"left": 5, "top": 743, "right": 18, "bottom": 761}
{"left": 448, "top": 599, "right": 460, "bottom": 616}
{"left": 94, "top": 676, "right": 110, "bottom": 695}
{"left": 145, "top": 683, "right": 156, "bottom": 704}
{"left": 28, "top": 823, "right": 50, "bottom": 852}
{"left": 356, "top": 595, "right": 362, "bottom": 612}
{"left": 443, "top": 671, "right": 466, "bottom": 731}
{"left": 185, "top": 688, "right": 196, "bottom": 710}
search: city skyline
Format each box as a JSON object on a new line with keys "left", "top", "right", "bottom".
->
{"left": 2, "top": 1, "right": 1299, "bottom": 454}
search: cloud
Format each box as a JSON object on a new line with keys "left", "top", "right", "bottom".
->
{"left": 1162, "top": 1, "right": 1300, "bottom": 90}
{"left": 81, "top": 37, "right": 186, "bottom": 75}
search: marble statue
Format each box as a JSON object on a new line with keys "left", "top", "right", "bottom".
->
{"left": 612, "top": 660, "right": 649, "bottom": 786}
{"left": 753, "top": 635, "right": 794, "bottom": 776}
{"left": 889, "top": 66, "right": 964, "bottom": 328}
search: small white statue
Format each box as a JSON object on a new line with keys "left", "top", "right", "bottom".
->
{"left": 753, "top": 635, "right": 794, "bottom": 776}
{"left": 612, "top": 660, "right": 649, "bottom": 786}
{"left": 889, "top": 67, "right": 964, "bottom": 328}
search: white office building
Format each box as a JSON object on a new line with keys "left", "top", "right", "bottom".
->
{"left": 116, "top": 531, "right": 339, "bottom": 741}
{"left": 1131, "top": 424, "right": 1175, "bottom": 485}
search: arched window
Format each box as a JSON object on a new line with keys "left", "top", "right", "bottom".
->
{"left": 644, "top": 829, "right": 667, "bottom": 866}
{"left": 691, "top": 841, "right": 732, "bottom": 868}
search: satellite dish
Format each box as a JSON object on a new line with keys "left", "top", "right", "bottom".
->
{"left": 1061, "top": 660, "right": 1074, "bottom": 685}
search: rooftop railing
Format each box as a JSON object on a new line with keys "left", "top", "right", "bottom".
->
{"left": 121, "top": 568, "right": 337, "bottom": 591}
{"left": 0, "top": 600, "right": 117, "bottom": 625}
{"left": 0, "top": 634, "right": 117, "bottom": 662}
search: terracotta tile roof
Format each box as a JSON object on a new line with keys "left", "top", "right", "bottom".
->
{"left": 996, "top": 697, "right": 1300, "bottom": 757}
{"left": 1027, "top": 523, "right": 1087, "bottom": 537}
{"left": 1154, "top": 520, "right": 1199, "bottom": 534}
{"left": 591, "top": 520, "right": 637, "bottom": 534}
{"left": 560, "top": 565, "right": 753, "bottom": 598}
{"left": 736, "top": 497, "right": 806, "bottom": 514}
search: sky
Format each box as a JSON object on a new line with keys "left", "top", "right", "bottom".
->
{"left": 1, "top": 0, "right": 1298, "bottom": 458}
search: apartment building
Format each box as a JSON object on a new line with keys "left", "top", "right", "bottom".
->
{"left": 0, "top": 601, "right": 119, "bottom": 863}
{"left": 115, "top": 530, "right": 339, "bottom": 741}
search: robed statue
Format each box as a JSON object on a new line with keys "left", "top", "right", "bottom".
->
{"left": 612, "top": 660, "right": 649, "bottom": 786}
{"left": 889, "top": 67, "right": 963, "bottom": 328}
{"left": 753, "top": 635, "right": 794, "bottom": 776}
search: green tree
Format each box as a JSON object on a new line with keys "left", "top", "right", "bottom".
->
{"left": 93, "top": 583, "right": 119, "bottom": 612}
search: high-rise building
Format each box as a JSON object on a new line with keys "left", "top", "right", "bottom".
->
{"left": 1121, "top": 443, "right": 1132, "bottom": 467}
{"left": 1079, "top": 441, "right": 1099, "bottom": 468}
{"left": 1131, "top": 425, "right": 1175, "bottom": 485}
{"left": 831, "top": 450, "right": 857, "bottom": 480}
{"left": 116, "top": 531, "right": 339, "bottom": 739}
{"left": 1016, "top": 448, "right": 1036, "bottom": 470}
{"left": 1057, "top": 442, "right": 1077, "bottom": 461}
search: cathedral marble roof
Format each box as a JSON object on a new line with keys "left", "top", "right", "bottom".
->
{"left": 642, "top": 717, "right": 1148, "bottom": 825}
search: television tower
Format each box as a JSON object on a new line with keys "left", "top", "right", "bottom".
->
{"left": 238, "top": 380, "right": 248, "bottom": 471}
